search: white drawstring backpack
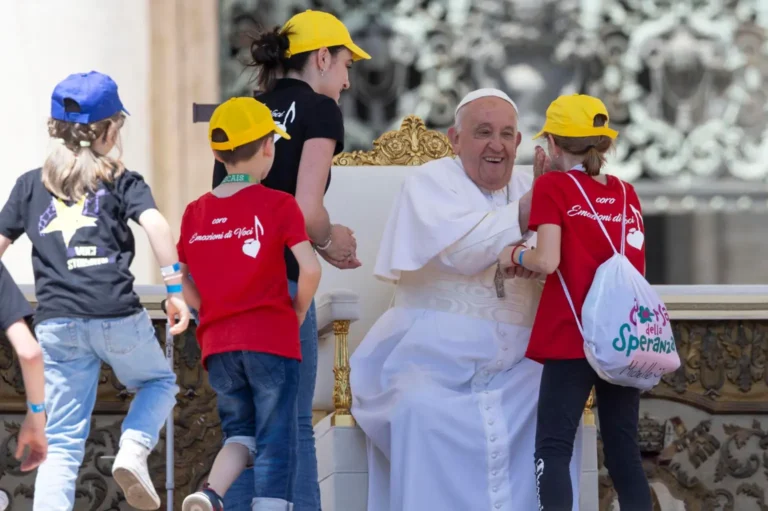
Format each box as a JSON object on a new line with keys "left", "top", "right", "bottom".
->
{"left": 556, "top": 173, "right": 680, "bottom": 391}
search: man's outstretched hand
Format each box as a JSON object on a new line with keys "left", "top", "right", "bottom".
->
{"left": 533, "top": 146, "right": 553, "bottom": 180}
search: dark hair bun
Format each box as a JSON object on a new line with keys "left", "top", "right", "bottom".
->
{"left": 250, "top": 27, "right": 290, "bottom": 67}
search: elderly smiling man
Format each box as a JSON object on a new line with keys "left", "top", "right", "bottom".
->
{"left": 350, "top": 89, "right": 583, "bottom": 511}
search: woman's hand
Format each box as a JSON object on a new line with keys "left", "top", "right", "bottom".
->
{"left": 319, "top": 248, "right": 362, "bottom": 270}
{"left": 320, "top": 224, "right": 362, "bottom": 269}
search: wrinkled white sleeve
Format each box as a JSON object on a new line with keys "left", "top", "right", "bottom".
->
{"left": 438, "top": 201, "right": 528, "bottom": 275}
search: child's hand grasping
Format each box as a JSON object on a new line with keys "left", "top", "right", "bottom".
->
{"left": 16, "top": 411, "right": 47, "bottom": 471}
{"left": 165, "top": 295, "right": 191, "bottom": 335}
{"left": 533, "top": 146, "right": 553, "bottom": 180}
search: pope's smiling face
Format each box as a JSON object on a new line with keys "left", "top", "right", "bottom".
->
{"left": 449, "top": 97, "right": 522, "bottom": 192}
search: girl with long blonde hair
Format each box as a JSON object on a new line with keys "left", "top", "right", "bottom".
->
{"left": 0, "top": 71, "right": 190, "bottom": 511}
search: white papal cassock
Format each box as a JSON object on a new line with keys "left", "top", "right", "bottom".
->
{"left": 350, "top": 157, "right": 582, "bottom": 511}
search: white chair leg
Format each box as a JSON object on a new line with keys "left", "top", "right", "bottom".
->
{"left": 580, "top": 418, "right": 599, "bottom": 511}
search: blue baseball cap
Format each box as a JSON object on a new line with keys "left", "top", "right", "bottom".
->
{"left": 50, "top": 71, "right": 129, "bottom": 124}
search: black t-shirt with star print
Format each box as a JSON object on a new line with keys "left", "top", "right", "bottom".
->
{"left": 0, "top": 168, "right": 157, "bottom": 325}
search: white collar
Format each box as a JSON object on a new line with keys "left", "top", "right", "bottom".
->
{"left": 571, "top": 164, "right": 586, "bottom": 173}
{"left": 454, "top": 156, "right": 512, "bottom": 197}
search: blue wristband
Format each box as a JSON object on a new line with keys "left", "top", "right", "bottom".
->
{"left": 28, "top": 402, "right": 45, "bottom": 414}
{"left": 166, "top": 283, "right": 182, "bottom": 294}
{"left": 518, "top": 248, "right": 526, "bottom": 266}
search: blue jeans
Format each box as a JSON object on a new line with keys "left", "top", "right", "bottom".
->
{"left": 535, "top": 358, "right": 651, "bottom": 510}
{"left": 225, "top": 280, "right": 320, "bottom": 510}
{"left": 32, "top": 310, "right": 178, "bottom": 511}
{"left": 208, "top": 351, "right": 299, "bottom": 507}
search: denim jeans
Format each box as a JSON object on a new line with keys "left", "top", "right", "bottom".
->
{"left": 208, "top": 350, "right": 299, "bottom": 508}
{"left": 534, "top": 358, "right": 652, "bottom": 511}
{"left": 225, "top": 280, "right": 320, "bottom": 510}
{"left": 32, "top": 309, "right": 178, "bottom": 511}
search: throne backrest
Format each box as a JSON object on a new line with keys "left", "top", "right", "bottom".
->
{"left": 317, "top": 116, "right": 453, "bottom": 351}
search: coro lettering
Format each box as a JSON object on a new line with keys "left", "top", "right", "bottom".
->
{"left": 566, "top": 205, "right": 635, "bottom": 224}
{"left": 189, "top": 222, "right": 258, "bottom": 245}
{"left": 595, "top": 197, "right": 615, "bottom": 204}
{"left": 234, "top": 227, "right": 254, "bottom": 239}
{"left": 189, "top": 232, "right": 227, "bottom": 243}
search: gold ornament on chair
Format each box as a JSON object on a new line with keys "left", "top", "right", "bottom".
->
{"left": 334, "top": 115, "right": 454, "bottom": 167}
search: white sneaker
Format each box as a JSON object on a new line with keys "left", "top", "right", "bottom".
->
{"left": 112, "top": 438, "right": 161, "bottom": 510}
{"left": 182, "top": 485, "right": 224, "bottom": 511}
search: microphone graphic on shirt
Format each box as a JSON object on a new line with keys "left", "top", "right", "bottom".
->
{"left": 242, "top": 216, "right": 264, "bottom": 258}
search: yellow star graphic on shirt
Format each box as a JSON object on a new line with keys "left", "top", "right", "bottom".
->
{"left": 41, "top": 197, "right": 97, "bottom": 247}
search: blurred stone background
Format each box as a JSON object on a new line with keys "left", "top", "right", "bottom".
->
{"left": 1, "top": 0, "right": 766, "bottom": 286}
{"left": 220, "top": 0, "right": 768, "bottom": 285}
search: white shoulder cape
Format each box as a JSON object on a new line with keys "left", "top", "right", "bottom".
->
{"left": 374, "top": 156, "right": 533, "bottom": 281}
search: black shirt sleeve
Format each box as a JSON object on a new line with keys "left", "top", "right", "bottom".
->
{"left": 212, "top": 159, "right": 227, "bottom": 189}
{"left": 0, "top": 174, "right": 30, "bottom": 242}
{"left": 304, "top": 96, "right": 345, "bottom": 155}
{"left": 116, "top": 171, "right": 157, "bottom": 222}
{"left": 0, "top": 262, "right": 33, "bottom": 331}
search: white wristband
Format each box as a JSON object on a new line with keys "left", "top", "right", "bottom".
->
{"left": 161, "top": 262, "right": 181, "bottom": 277}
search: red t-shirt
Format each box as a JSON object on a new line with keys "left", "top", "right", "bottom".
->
{"left": 177, "top": 185, "right": 309, "bottom": 367}
{"left": 526, "top": 169, "right": 646, "bottom": 363}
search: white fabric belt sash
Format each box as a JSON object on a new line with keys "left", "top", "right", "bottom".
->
{"left": 393, "top": 264, "right": 540, "bottom": 327}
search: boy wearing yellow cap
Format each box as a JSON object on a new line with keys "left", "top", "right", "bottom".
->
{"left": 178, "top": 97, "right": 321, "bottom": 511}
{"left": 499, "top": 94, "right": 652, "bottom": 510}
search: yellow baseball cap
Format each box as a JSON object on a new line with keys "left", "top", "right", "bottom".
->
{"left": 209, "top": 97, "right": 289, "bottom": 151}
{"left": 533, "top": 94, "right": 618, "bottom": 140}
{"left": 282, "top": 10, "right": 371, "bottom": 62}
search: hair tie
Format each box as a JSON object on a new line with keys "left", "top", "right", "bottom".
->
{"left": 79, "top": 140, "right": 91, "bottom": 148}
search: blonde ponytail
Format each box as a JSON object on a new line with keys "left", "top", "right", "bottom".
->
{"left": 42, "top": 113, "right": 126, "bottom": 201}
{"left": 547, "top": 114, "right": 614, "bottom": 176}
{"left": 582, "top": 146, "right": 605, "bottom": 176}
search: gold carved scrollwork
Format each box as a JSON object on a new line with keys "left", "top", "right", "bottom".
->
{"left": 599, "top": 413, "right": 768, "bottom": 511}
{"left": 0, "top": 320, "right": 221, "bottom": 511}
{"left": 333, "top": 115, "right": 454, "bottom": 167}
{"left": 584, "top": 388, "right": 596, "bottom": 426}
{"left": 589, "top": 319, "right": 768, "bottom": 508}
{"left": 332, "top": 320, "right": 355, "bottom": 427}
{"left": 653, "top": 321, "right": 768, "bottom": 413}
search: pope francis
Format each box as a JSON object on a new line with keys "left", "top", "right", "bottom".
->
{"left": 349, "top": 89, "right": 583, "bottom": 511}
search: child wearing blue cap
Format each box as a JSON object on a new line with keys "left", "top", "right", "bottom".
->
{"left": 0, "top": 71, "right": 190, "bottom": 510}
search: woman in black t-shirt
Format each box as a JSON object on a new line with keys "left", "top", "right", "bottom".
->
{"left": 213, "top": 10, "right": 370, "bottom": 511}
